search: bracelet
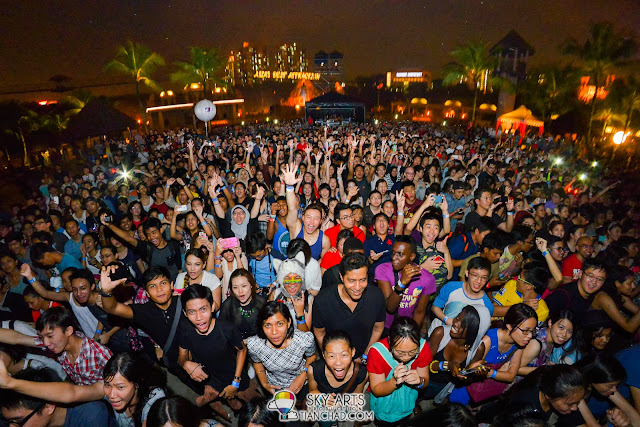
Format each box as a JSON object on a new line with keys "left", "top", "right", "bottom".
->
{"left": 490, "top": 369, "right": 497, "bottom": 379}
{"left": 99, "top": 290, "right": 113, "bottom": 298}
{"left": 394, "top": 286, "right": 405, "bottom": 295}
{"left": 201, "top": 221, "right": 208, "bottom": 227}
{"left": 541, "top": 250, "right": 549, "bottom": 256}
{"left": 442, "top": 214, "right": 449, "bottom": 218}
{"left": 269, "top": 214, "right": 276, "bottom": 219}
{"left": 189, "top": 363, "right": 201, "bottom": 375}
{"left": 81, "top": 257, "right": 87, "bottom": 261}
{"left": 397, "top": 211, "right": 404, "bottom": 216}
{"left": 301, "top": 366, "right": 308, "bottom": 373}
{"left": 417, "top": 377, "right": 425, "bottom": 389}
{"left": 95, "top": 329, "right": 102, "bottom": 335}
{"left": 211, "top": 197, "right": 219, "bottom": 203}
{"left": 296, "top": 319, "right": 306, "bottom": 325}
{"left": 296, "top": 314, "right": 305, "bottom": 321}
{"left": 286, "top": 185, "right": 295, "bottom": 191}
{"left": 234, "top": 375, "right": 241, "bottom": 380}
{"left": 443, "top": 316, "right": 448, "bottom": 325}
{"left": 429, "top": 360, "right": 439, "bottom": 373}
{"left": 231, "top": 380, "right": 241, "bottom": 388}
{"left": 214, "top": 255, "right": 222, "bottom": 259}
{"left": 361, "top": 354, "right": 368, "bottom": 361}
{"left": 439, "top": 361, "right": 444, "bottom": 370}
{"left": 27, "top": 278, "right": 36, "bottom": 284}
{"left": 214, "top": 264, "right": 222, "bottom": 268}
{"left": 507, "top": 211, "right": 514, "bottom": 215}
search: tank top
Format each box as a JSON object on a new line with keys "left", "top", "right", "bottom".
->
{"left": 68, "top": 294, "right": 99, "bottom": 337}
{"left": 430, "top": 346, "right": 468, "bottom": 384}
{"left": 485, "top": 328, "right": 516, "bottom": 364}
{"left": 272, "top": 218, "right": 290, "bottom": 257}
{"left": 296, "top": 228, "right": 324, "bottom": 260}
{"left": 310, "top": 360, "right": 367, "bottom": 394}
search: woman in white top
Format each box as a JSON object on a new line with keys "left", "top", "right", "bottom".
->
{"left": 174, "top": 248, "right": 222, "bottom": 310}
{"left": 212, "top": 237, "right": 248, "bottom": 302}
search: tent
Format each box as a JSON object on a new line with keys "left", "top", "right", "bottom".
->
{"left": 64, "top": 98, "right": 137, "bottom": 140}
{"left": 496, "top": 105, "right": 544, "bottom": 135}
{"left": 305, "top": 92, "right": 366, "bottom": 124}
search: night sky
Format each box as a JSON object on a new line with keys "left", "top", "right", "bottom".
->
{"left": 2, "top": 0, "right": 638, "bottom": 90}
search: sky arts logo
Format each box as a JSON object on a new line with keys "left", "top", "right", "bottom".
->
{"left": 267, "top": 390, "right": 374, "bottom": 422}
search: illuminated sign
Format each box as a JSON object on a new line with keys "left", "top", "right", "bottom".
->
{"left": 255, "top": 70, "right": 321, "bottom": 81}
{"left": 395, "top": 72, "right": 423, "bottom": 78}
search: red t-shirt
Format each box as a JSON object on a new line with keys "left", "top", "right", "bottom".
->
{"left": 325, "top": 225, "right": 366, "bottom": 248}
{"left": 320, "top": 250, "right": 343, "bottom": 270}
{"left": 367, "top": 338, "right": 432, "bottom": 377}
{"left": 31, "top": 301, "right": 62, "bottom": 322}
{"left": 562, "top": 254, "right": 583, "bottom": 281}
{"left": 150, "top": 202, "right": 169, "bottom": 216}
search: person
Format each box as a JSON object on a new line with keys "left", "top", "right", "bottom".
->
{"left": 520, "top": 309, "right": 581, "bottom": 376}
{"left": 174, "top": 248, "right": 222, "bottom": 305}
{"left": 407, "top": 403, "right": 476, "bottom": 427}
{"left": 449, "top": 304, "right": 538, "bottom": 405}
{"left": 99, "top": 265, "right": 187, "bottom": 372}
{"left": 493, "top": 264, "right": 551, "bottom": 323}
{"left": 557, "top": 354, "right": 640, "bottom": 427}
{"left": 0, "top": 368, "right": 115, "bottom": 427}
{"left": 457, "top": 231, "right": 504, "bottom": 288}
{"left": 312, "top": 252, "right": 386, "bottom": 361}
{"left": 545, "top": 259, "right": 607, "bottom": 323}
{"left": 307, "top": 330, "right": 369, "bottom": 425}
{"left": 497, "top": 224, "right": 535, "bottom": 279}
{"left": 324, "top": 203, "right": 366, "bottom": 247}
{"left": 411, "top": 206, "right": 453, "bottom": 290}
{"left": 374, "top": 236, "right": 436, "bottom": 331}
{"left": 22, "top": 284, "right": 62, "bottom": 322}
{"left": 147, "top": 396, "right": 214, "bottom": 427}
{"left": 0, "top": 306, "right": 112, "bottom": 387}
{"left": 218, "top": 268, "right": 266, "bottom": 341}
{"left": 29, "top": 242, "right": 83, "bottom": 277}
{"left": 590, "top": 268, "right": 640, "bottom": 334}
{"left": 364, "top": 213, "right": 396, "bottom": 273}
{"left": 236, "top": 397, "right": 281, "bottom": 427}
{"left": 368, "top": 317, "right": 431, "bottom": 426}
{"left": 266, "top": 196, "right": 291, "bottom": 259}
{"left": 320, "top": 229, "right": 354, "bottom": 272}
{"left": 562, "top": 235, "right": 594, "bottom": 283}
{"left": 429, "top": 257, "right": 494, "bottom": 338}
{"left": 426, "top": 305, "right": 483, "bottom": 399}
{"left": 464, "top": 188, "right": 515, "bottom": 233}
{"left": 212, "top": 236, "right": 248, "bottom": 301}
{"left": 246, "top": 301, "right": 316, "bottom": 397}
{"left": 271, "top": 252, "right": 313, "bottom": 332}
{"left": 615, "top": 345, "right": 640, "bottom": 413}
{"left": 321, "top": 237, "right": 365, "bottom": 290}
{"left": 178, "top": 285, "right": 259, "bottom": 415}
{"left": 505, "top": 364, "right": 587, "bottom": 423}
{"left": 448, "top": 217, "right": 494, "bottom": 278}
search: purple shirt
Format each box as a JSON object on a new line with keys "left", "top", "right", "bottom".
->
{"left": 374, "top": 262, "right": 437, "bottom": 328}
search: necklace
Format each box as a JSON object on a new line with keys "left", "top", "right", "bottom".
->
{"left": 238, "top": 303, "right": 255, "bottom": 318}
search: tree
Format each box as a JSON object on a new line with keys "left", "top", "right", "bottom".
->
{"left": 62, "top": 89, "right": 95, "bottom": 116}
{"left": 105, "top": 41, "right": 165, "bottom": 127}
{"left": 171, "top": 47, "right": 227, "bottom": 99}
{"left": 4, "top": 110, "right": 41, "bottom": 167}
{"left": 442, "top": 41, "right": 508, "bottom": 125}
{"left": 562, "top": 22, "right": 637, "bottom": 146}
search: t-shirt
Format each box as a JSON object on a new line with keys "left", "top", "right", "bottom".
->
{"left": 112, "top": 388, "right": 165, "bottom": 427}
{"left": 498, "top": 247, "right": 519, "bottom": 277}
{"left": 149, "top": 244, "right": 180, "bottom": 282}
{"left": 56, "top": 254, "right": 83, "bottom": 274}
{"left": 320, "top": 250, "right": 342, "bottom": 270}
{"left": 367, "top": 337, "right": 432, "bottom": 377}
{"left": 447, "top": 233, "right": 480, "bottom": 278}
{"left": 543, "top": 282, "right": 594, "bottom": 322}
{"left": 458, "top": 254, "right": 500, "bottom": 281}
{"left": 493, "top": 279, "right": 549, "bottom": 323}
{"left": 374, "top": 262, "right": 436, "bottom": 328}
{"left": 324, "top": 225, "right": 365, "bottom": 248}
{"left": 312, "top": 285, "right": 386, "bottom": 357}
{"left": 561, "top": 254, "right": 583, "bottom": 280}
{"left": 429, "top": 281, "right": 494, "bottom": 335}
{"left": 464, "top": 211, "right": 503, "bottom": 231}
{"left": 415, "top": 242, "right": 449, "bottom": 289}
{"left": 174, "top": 271, "right": 221, "bottom": 294}
{"left": 64, "top": 400, "right": 115, "bottom": 426}
{"left": 403, "top": 198, "right": 424, "bottom": 225}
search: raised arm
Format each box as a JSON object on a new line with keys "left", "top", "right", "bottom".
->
{"left": 19, "top": 264, "right": 69, "bottom": 303}
{"left": 208, "top": 176, "right": 227, "bottom": 219}
{"left": 404, "top": 195, "right": 434, "bottom": 235}
{"left": 169, "top": 206, "right": 183, "bottom": 242}
{"left": 187, "top": 140, "right": 197, "bottom": 171}
{"left": 192, "top": 204, "right": 212, "bottom": 237}
{"left": 99, "top": 266, "right": 134, "bottom": 319}
{"left": 283, "top": 164, "right": 301, "bottom": 233}
{"left": 394, "top": 190, "right": 406, "bottom": 236}
{"left": 251, "top": 186, "right": 265, "bottom": 219}
{"left": 102, "top": 214, "right": 138, "bottom": 247}
{"left": 535, "top": 238, "right": 563, "bottom": 283}
{"left": 175, "top": 178, "right": 194, "bottom": 202}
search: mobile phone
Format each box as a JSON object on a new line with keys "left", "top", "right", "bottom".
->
{"left": 52, "top": 196, "right": 59, "bottom": 205}
{"left": 103, "top": 215, "right": 112, "bottom": 224}
{"left": 434, "top": 195, "right": 443, "bottom": 204}
{"left": 220, "top": 237, "right": 240, "bottom": 249}
{"left": 433, "top": 255, "right": 445, "bottom": 263}
{"left": 198, "top": 231, "right": 207, "bottom": 240}
{"left": 176, "top": 205, "right": 189, "bottom": 213}
{"left": 494, "top": 196, "right": 508, "bottom": 204}
{"left": 459, "top": 367, "right": 482, "bottom": 376}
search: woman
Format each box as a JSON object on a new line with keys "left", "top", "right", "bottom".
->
{"left": 601, "top": 222, "right": 623, "bottom": 251}
{"left": 0, "top": 352, "right": 166, "bottom": 427}
{"left": 108, "top": 235, "right": 145, "bottom": 282}
{"left": 218, "top": 269, "right": 267, "bottom": 341}
{"left": 591, "top": 269, "right": 640, "bottom": 334}
{"left": 246, "top": 301, "right": 316, "bottom": 397}
{"left": 128, "top": 200, "right": 148, "bottom": 229}
{"left": 287, "top": 238, "right": 322, "bottom": 296}
{"left": 80, "top": 232, "right": 102, "bottom": 275}
{"left": 426, "top": 306, "right": 482, "bottom": 399}
{"left": 213, "top": 238, "right": 248, "bottom": 301}
{"left": 170, "top": 204, "right": 212, "bottom": 251}
{"left": 174, "top": 248, "right": 222, "bottom": 308}
{"left": 557, "top": 354, "right": 640, "bottom": 427}
{"left": 147, "top": 396, "right": 215, "bottom": 427}
{"left": 0, "top": 253, "right": 25, "bottom": 294}
{"left": 210, "top": 180, "right": 262, "bottom": 251}
{"left": 307, "top": 330, "right": 369, "bottom": 426}
{"left": 135, "top": 183, "right": 154, "bottom": 212}
{"left": 565, "top": 224, "right": 586, "bottom": 254}
{"left": 520, "top": 309, "right": 581, "bottom": 375}
{"left": 271, "top": 252, "right": 313, "bottom": 332}
{"left": 368, "top": 317, "right": 431, "bottom": 426}
{"left": 506, "top": 364, "right": 586, "bottom": 423}
{"left": 450, "top": 304, "right": 538, "bottom": 405}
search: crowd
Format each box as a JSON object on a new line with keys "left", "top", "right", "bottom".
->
{"left": 0, "top": 120, "right": 638, "bottom": 427}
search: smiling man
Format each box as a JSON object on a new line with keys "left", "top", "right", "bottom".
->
{"left": 312, "top": 252, "right": 386, "bottom": 361}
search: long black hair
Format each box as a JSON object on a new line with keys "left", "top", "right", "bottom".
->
{"left": 256, "top": 301, "right": 295, "bottom": 342}
{"left": 147, "top": 396, "right": 201, "bottom": 427}
{"left": 577, "top": 353, "right": 626, "bottom": 387}
{"left": 546, "top": 309, "right": 582, "bottom": 363}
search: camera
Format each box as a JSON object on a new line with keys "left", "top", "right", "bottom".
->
{"left": 494, "top": 196, "right": 508, "bottom": 204}
{"left": 103, "top": 215, "right": 112, "bottom": 223}
{"left": 434, "top": 195, "right": 444, "bottom": 204}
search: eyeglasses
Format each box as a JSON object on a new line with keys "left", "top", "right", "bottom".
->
{"left": 468, "top": 272, "right": 489, "bottom": 282}
{"left": 340, "top": 214, "right": 355, "bottom": 220}
{"left": 583, "top": 271, "right": 606, "bottom": 284}
{"left": 392, "top": 348, "right": 419, "bottom": 358}
{"left": 0, "top": 403, "right": 45, "bottom": 426}
{"left": 517, "top": 326, "right": 538, "bottom": 337}
{"left": 517, "top": 276, "right": 534, "bottom": 287}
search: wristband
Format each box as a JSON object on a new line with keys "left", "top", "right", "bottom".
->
{"left": 296, "top": 315, "right": 305, "bottom": 321}
{"left": 81, "top": 257, "right": 87, "bottom": 261}
{"left": 301, "top": 366, "right": 308, "bottom": 373}
{"left": 439, "top": 361, "right": 444, "bottom": 370}
{"left": 201, "top": 221, "right": 208, "bottom": 227}
{"left": 214, "top": 255, "right": 222, "bottom": 259}
{"left": 361, "top": 354, "right": 368, "bottom": 361}
{"left": 296, "top": 319, "right": 306, "bottom": 325}
{"left": 231, "top": 380, "right": 241, "bottom": 388}
{"left": 100, "top": 290, "right": 113, "bottom": 298}
{"left": 214, "top": 264, "right": 222, "bottom": 268}
{"left": 27, "top": 278, "right": 36, "bottom": 284}
{"left": 507, "top": 211, "right": 514, "bottom": 215}
{"left": 443, "top": 316, "right": 448, "bottom": 325}
{"left": 417, "top": 377, "right": 425, "bottom": 389}
{"left": 286, "top": 185, "right": 295, "bottom": 191}
{"left": 397, "top": 211, "right": 404, "bottom": 216}
{"left": 95, "top": 329, "right": 102, "bottom": 335}
{"left": 490, "top": 370, "right": 497, "bottom": 379}
{"left": 269, "top": 214, "right": 276, "bottom": 219}
{"left": 442, "top": 214, "right": 449, "bottom": 218}
{"left": 541, "top": 250, "right": 549, "bottom": 256}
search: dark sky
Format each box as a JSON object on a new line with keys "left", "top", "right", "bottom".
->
{"left": 1, "top": 0, "right": 638, "bottom": 90}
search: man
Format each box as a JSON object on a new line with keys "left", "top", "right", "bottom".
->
{"left": 266, "top": 196, "right": 290, "bottom": 259}
{"left": 30, "top": 243, "right": 83, "bottom": 276}
{"left": 498, "top": 224, "right": 535, "bottom": 278}
{"left": 0, "top": 368, "right": 114, "bottom": 426}
{"left": 324, "top": 203, "right": 365, "bottom": 248}
{"left": 429, "top": 257, "right": 494, "bottom": 336}
{"left": 477, "top": 159, "right": 497, "bottom": 188}
{"left": 400, "top": 181, "right": 423, "bottom": 225}
{"left": 458, "top": 231, "right": 504, "bottom": 288}
{"left": 5, "top": 232, "right": 30, "bottom": 264}
{"left": 320, "top": 230, "right": 354, "bottom": 272}
{"left": 562, "top": 235, "right": 594, "bottom": 283}
{"left": 105, "top": 216, "right": 182, "bottom": 281}
{"left": 33, "top": 213, "right": 68, "bottom": 253}
{"left": 349, "top": 163, "right": 373, "bottom": 202}
{"left": 322, "top": 238, "right": 365, "bottom": 290}
{"left": 99, "top": 265, "right": 187, "bottom": 371}
{"left": 448, "top": 216, "right": 494, "bottom": 278}
{"left": 63, "top": 218, "right": 84, "bottom": 261}
{"left": 23, "top": 285, "right": 61, "bottom": 323}
{"left": 374, "top": 236, "right": 436, "bottom": 331}
{"left": 312, "top": 252, "right": 385, "bottom": 360}
{"left": 364, "top": 213, "right": 396, "bottom": 273}
{"left": 444, "top": 181, "right": 467, "bottom": 230}
{"left": 391, "top": 167, "right": 416, "bottom": 193}
{"left": 493, "top": 265, "right": 552, "bottom": 322}
{"left": 84, "top": 196, "right": 102, "bottom": 233}
{"left": 464, "top": 188, "right": 515, "bottom": 233}
{"left": 282, "top": 165, "right": 330, "bottom": 260}
{"left": 0, "top": 306, "right": 111, "bottom": 387}
{"left": 246, "top": 232, "right": 278, "bottom": 292}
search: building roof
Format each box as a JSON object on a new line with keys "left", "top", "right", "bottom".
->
{"left": 64, "top": 98, "right": 136, "bottom": 140}
{"left": 490, "top": 30, "right": 535, "bottom": 56}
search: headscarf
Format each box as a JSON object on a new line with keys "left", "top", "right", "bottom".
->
{"left": 230, "top": 205, "right": 250, "bottom": 239}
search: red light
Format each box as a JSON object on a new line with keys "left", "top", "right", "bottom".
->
{"left": 38, "top": 101, "right": 47, "bottom": 106}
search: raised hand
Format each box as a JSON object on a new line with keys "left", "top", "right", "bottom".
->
{"left": 281, "top": 164, "right": 298, "bottom": 186}
{"left": 395, "top": 190, "right": 406, "bottom": 212}
{"left": 400, "top": 263, "right": 422, "bottom": 287}
{"left": 255, "top": 185, "right": 265, "bottom": 200}
{"left": 19, "top": 263, "right": 34, "bottom": 279}
{"left": 535, "top": 237, "right": 548, "bottom": 253}
{"left": 435, "top": 236, "right": 450, "bottom": 253}
{"left": 187, "top": 140, "right": 194, "bottom": 151}
{"left": 100, "top": 265, "right": 128, "bottom": 293}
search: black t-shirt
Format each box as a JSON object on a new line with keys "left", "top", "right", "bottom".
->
{"left": 354, "top": 178, "right": 370, "bottom": 201}
{"left": 0, "top": 292, "right": 32, "bottom": 322}
{"left": 216, "top": 216, "right": 259, "bottom": 252}
{"left": 544, "top": 282, "right": 595, "bottom": 322}
{"left": 64, "top": 400, "right": 116, "bottom": 426}
{"left": 218, "top": 295, "right": 266, "bottom": 340}
{"left": 311, "top": 360, "right": 367, "bottom": 394}
{"left": 178, "top": 319, "right": 248, "bottom": 392}
{"left": 464, "top": 210, "right": 503, "bottom": 231}
{"left": 506, "top": 384, "right": 552, "bottom": 422}
{"left": 131, "top": 296, "right": 187, "bottom": 369}
{"left": 312, "top": 285, "right": 386, "bottom": 357}
{"left": 321, "top": 265, "right": 341, "bottom": 290}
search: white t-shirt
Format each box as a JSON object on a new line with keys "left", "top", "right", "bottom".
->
{"left": 174, "top": 270, "right": 221, "bottom": 293}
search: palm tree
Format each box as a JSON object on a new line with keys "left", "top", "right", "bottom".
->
{"left": 442, "top": 41, "right": 506, "bottom": 125}
{"left": 105, "top": 41, "right": 165, "bottom": 126}
{"left": 170, "top": 47, "right": 227, "bottom": 99}
{"left": 562, "top": 22, "right": 637, "bottom": 146}
{"left": 41, "top": 113, "right": 69, "bottom": 134}
{"left": 62, "top": 89, "right": 95, "bottom": 116}
{"left": 519, "top": 65, "right": 579, "bottom": 127}
{"left": 7, "top": 110, "right": 41, "bottom": 167}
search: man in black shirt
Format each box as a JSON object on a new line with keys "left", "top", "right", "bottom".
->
{"left": 545, "top": 259, "right": 607, "bottom": 321}
{"left": 313, "top": 252, "right": 385, "bottom": 361}
{"left": 464, "top": 188, "right": 514, "bottom": 233}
